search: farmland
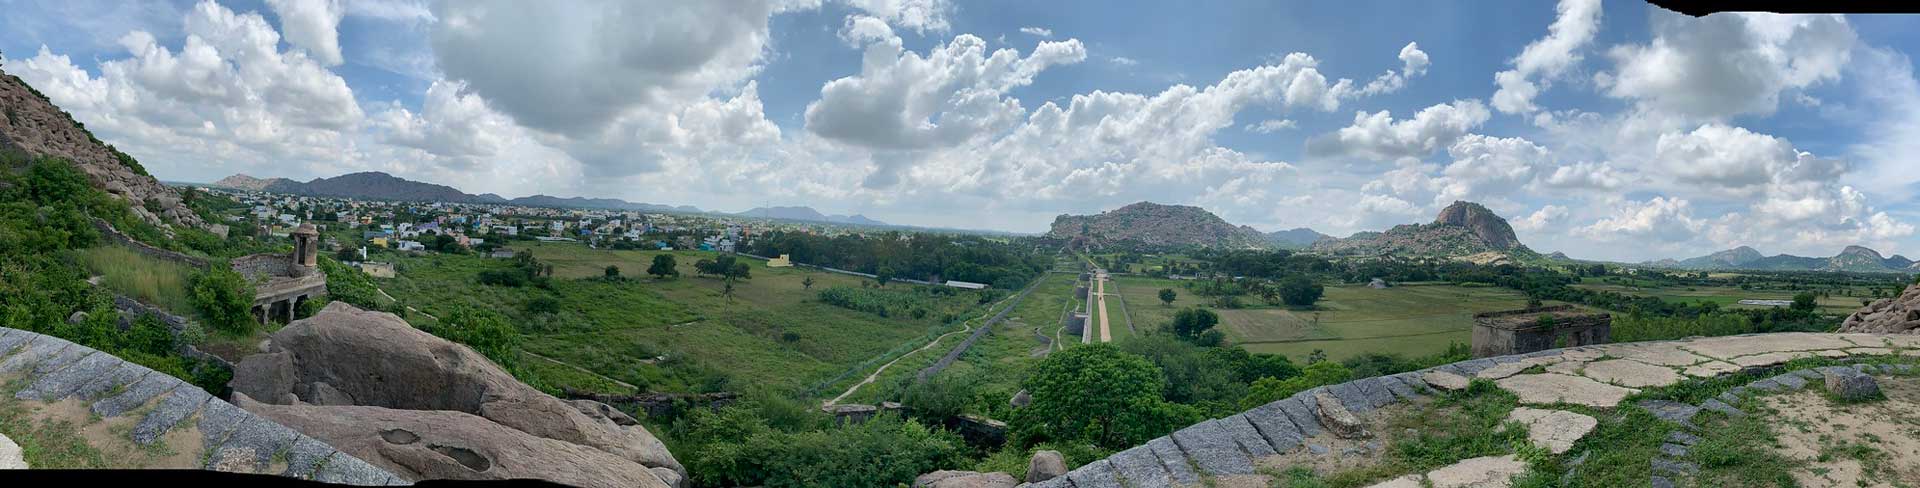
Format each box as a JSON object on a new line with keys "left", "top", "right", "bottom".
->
{"left": 1571, "top": 276, "right": 1886, "bottom": 314}
{"left": 1112, "top": 278, "right": 1545, "bottom": 361}
{"left": 372, "top": 241, "right": 994, "bottom": 398}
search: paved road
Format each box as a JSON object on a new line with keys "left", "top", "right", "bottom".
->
{"left": 1081, "top": 267, "right": 1112, "bottom": 343}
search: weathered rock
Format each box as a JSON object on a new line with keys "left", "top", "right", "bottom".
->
{"left": 1026, "top": 450, "right": 1068, "bottom": 482}
{"left": 1506, "top": 408, "right": 1596, "bottom": 454}
{"left": 0, "top": 433, "right": 25, "bottom": 469}
{"left": 235, "top": 395, "right": 668, "bottom": 488}
{"left": 1423, "top": 370, "right": 1471, "bottom": 391}
{"left": 0, "top": 67, "right": 206, "bottom": 230}
{"left": 1496, "top": 373, "right": 1637, "bottom": 407}
{"left": 650, "top": 467, "right": 684, "bottom": 488}
{"left": 1579, "top": 359, "right": 1684, "bottom": 388}
{"left": 229, "top": 302, "right": 680, "bottom": 485}
{"left": 1839, "top": 284, "right": 1920, "bottom": 334}
{"left": 1821, "top": 368, "right": 1882, "bottom": 401}
{"left": 914, "top": 470, "right": 1018, "bottom": 488}
{"left": 1313, "top": 392, "right": 1369, "bottom": 439}
{"left": 1010, "top": 389, "right": 1031, "bottom": 408}
{"left": 1424, "top": 455, "right": 1528, "bottom": 488}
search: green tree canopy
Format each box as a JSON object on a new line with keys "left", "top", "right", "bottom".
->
{"left": 1169, "top": 307, "right": 1219, "bottom": 340}
{"left": 1278, "top": 276, "right": 1325, "bottom": 307}
{"left": 648, "top": 254, "right": 679, "bottom": 278}
{"left": 1013, "top": 343, "right": 1200, "bottom": 449}
{"left": 1158, "top": 288, "right": 1177, "bottom": 306}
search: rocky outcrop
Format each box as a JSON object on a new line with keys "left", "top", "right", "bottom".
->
{"left": 1045, "top": 201, "right": 1270, "bottom": 250}
{"left": 229, "top": 302, "right": 682, "bottom": 487}
{"left": 1025, "top": 450, "right": 1066, "bottom": 482}
{"left": 1313, "top": 201, "right": 1532, "bottom": 258}
{"left": 212, "top": 174, "right": 295, "bottom": 191}
{"left": 1838, "top": 285, "right": 1920, "bottom": 334}
{"left": 1433, "top": 201, "right": 1520, "bottom": 251}
{"left": 0, "top": 69, "right": 202, "bottom": 231}
{"left": 0, "top": 433, "right": 24, "bottom": 469}
{"left": 914, "top": 470, "right": 1019, "bottom": 488}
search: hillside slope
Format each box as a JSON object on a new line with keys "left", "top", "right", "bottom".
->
{"left": 0, "top": 69, "right": 203, "bottom": 230}
{"left": 1313, "top": 201, "right": 1532, "bottom": 258}
{"left": 1045, "top": 201, "right": 1269, "bottom": 249}
{"left": 1669, "top": 245, "right": 1916, "bottom": 273}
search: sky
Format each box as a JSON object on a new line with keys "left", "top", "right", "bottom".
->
{"left": 3, "top": 0, "right": 1920, "bottom": 262}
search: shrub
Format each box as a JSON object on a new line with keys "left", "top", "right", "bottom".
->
{"left": 190, "top": 266, "right": 255, "bottom": 334}
{"left": 1240, "top": 360, "right": 1352, "bottom": 410}
{"left": 424, "top": 306, "right": 521, "bottom": 370}
{"left": 1013, "top": 343, "right": 1200, "bottom": 449}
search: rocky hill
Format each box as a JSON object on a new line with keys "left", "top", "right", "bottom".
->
{"left": 1266, "top": 227, "right": 1330, "bottom": 249}
{"left": 736, "top": 206, "right": 888, "bottom": 226}
{"left": 211, "top": 173, "right": 295, "bottom": 191}
{"left": 1312, "top": 201, "right": 1532, "bottom": 258}
{"left": 215, "top": 171, "right": 705, "bottom": 213}
{"left": 1667, "top": 245, "right": 1915, "bottom": 273}
{"left": 0, "top": 68, "right": 203, "bottom": 230}
{"left": 1045, "top": 201, "right": 1270, "bottom": 249}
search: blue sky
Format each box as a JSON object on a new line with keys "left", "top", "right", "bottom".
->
{"left": 4, "top": 0, "right": 1919, "bottom": 262}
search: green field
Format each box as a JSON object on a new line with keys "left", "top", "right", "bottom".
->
{"left": 1571, "top": 277, "right": 1875, "bottom": 314}
{"left": 374, "top": 241, "right": 990, "bottom": 398}
{"left": 1114, "top": 280, "right": 1545, "bottom": 361}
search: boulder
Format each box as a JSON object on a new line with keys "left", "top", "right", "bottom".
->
{"left": 914, "top": 470, "right": 1018, "bottom": 488}
{"left": 233, "top": 394, "right": 667, "bottom": 488}
{"left": 0, "top": 433, "right": 25, "bottom": 469}
{"left": 229, "top": 302, "right": 682, "bottom": 484}
{"left": 1838, "top": 285, "right": 1920, "bottom": 334}
{"left": 1822, "top": 368, "right": 1883, "bottom": 402}
{"left": 1313, "top": 392, "right": 1370, "bottom": 439}
{"left": 1010, "top": 389, "right": 1031, "bottom": 408}
{"left": 1025, "top": 450, "right": 1067, "bottom": 482}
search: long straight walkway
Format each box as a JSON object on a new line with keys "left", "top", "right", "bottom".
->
{"left": 1082, "top": 267, "right": 1112, "bottom": 343}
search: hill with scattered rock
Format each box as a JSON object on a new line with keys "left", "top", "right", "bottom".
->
{"left": 0, "top": 68, "right": 203, "bottom": 231}
{"left": 1266, "top": 227, "right": 1330, "bottom": 249}
{"left": 211, "top": 173, "right": 295, "bottom": 192}
{"left": 1046, "top": 201, "right": 1270, "bottom": 250}
{"left": 1312, "top": 201, "right": 1533, "bottom": 259}
{"left": 1667, "top": 245, "right": 1916, "bottom": 273}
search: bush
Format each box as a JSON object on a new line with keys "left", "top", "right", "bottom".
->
{"left": 1169, "top": 307, "right": 1219, "bottom": 340}
{"left": 1013, "top": 343, "right": 1200, "bottom": 449}
{"left": 674, "top": 400, "right": 963, "bottom": 488}
{"left": 1278, "top": 276, "right": 1324, "bottom": 307}
{"left": 424, "top": 306, "right": 521, "bottom": 370}
{"left": 190, "top": 266, "right": 255, "bottom": 334}
{"left": 1240, "top": 360, "right": 1352, "bottom": 410}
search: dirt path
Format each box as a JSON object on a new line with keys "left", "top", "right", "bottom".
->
{"left": 1096, "top": 271, "right": 1112, "bottom": 342}
{"left": 375, "top": 287, "right": 438, "bottom": 320}
{"left": 823, "top": 285, "right": 1031, "bottom": 407}
{"left": 525, "top": 351, "right": 639, "bottom": 391}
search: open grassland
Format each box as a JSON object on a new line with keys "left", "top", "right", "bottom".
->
{"left": 375, "top": 241, "right": 988, "bottom": 397}
{"left": 73, "top": 245, "right": 198, "bottom": 313}
{"left": 1114, "top": 280, "right": 1541, "bottom": 361}
{"left": 855, "top": 271, "right": 1080, "bottom": 410}
{"left": 1572, "top": 277, "right": 1875, "bottom": 314}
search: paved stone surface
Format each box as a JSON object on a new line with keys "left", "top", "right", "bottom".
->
{"left": 1327, "top": 382, "right": 1370, "bottom": 413}
{"left": 1106, "top": 446, "right": 1172, "bottom": 487}
{"left": 1638, "top": 400, "right": 1702, "bottom": 426}
{"left": 66, "top": 361, "right": 151, "bottom": 402}
{"left": 1680, "top": 333, "right": 1856, "bottom": 360}
{"left": 1773, "top": 373, "right": 1808, "bottom": 390}
{"left": 1476, "top": 356, "right": 1557, "bottom": 379}
{"left": 16, "top": 350, "right": 119, "bottom": 401}
{"left": 132, "top": 385, "right": 212, "bottom": 445}
{"left": 90, "top": 370, "right": 177, "bottom": 418}
{"left": 1243, "top": 402, "right": 1305, "bottom": 452}
{"left": 1276, "top": 396, "right": 1323, "bottom": 437}
{"left": 1425, "top": 455, "right": 1528, "bottom": 488}
{"left": 1681, "top": 360, "right": 1741, "bottom": 378}
{"left": 1145, "top": 436, "right": 1200, "bottom": 485}
{"left": 1580, "top": 359, "right": 1685, "bottom": 388}
{"left": 1651, "top": 458, "right": 1699, "bottom": 476}
{"left": 1171, "top": 420, "right": 1255, "bottom": 475}
{"left": 1355, "top": 378, "right": 1396, "bottom": 410}
{"left": 1064, "top": 459, "right": 1123, "bottom": 488}
{"left": 0, "top": 433, "right": 25, "bottom": 469}
{"left": 1380, "top": 374, "right": 1424, "bottom": 400}
{"left": 1496, "top": 373, "right": 1639, "bottom": 407}
{"left": 0, "top": 335, "right": 73, "bottom": 373}
{"left": 1731, "top": 351, "right": 1815, "bottom": 368}
{"left": 1218, "top": 414, "right": 1277, "bottom": 457}
{"left": 1700, "top": 399, "right": 1745, "bottom": 417}
{"left": 1666, "top": 431, "right": 1701, "bottom": 446}
{"left": 209, "top": 416, "right": 301, "bottom": 471}
{"left": 1364, "top": 474, "right": 1424, "bottom": 488}
{"left": 1609, "top": 343, "right": 1710, "bottom": 366}
{"left": 1423, "top": 370, "right": 1471, "bottom": 391}
{"left": 1507, "top": 408, "right": 1596, "bottom": 454}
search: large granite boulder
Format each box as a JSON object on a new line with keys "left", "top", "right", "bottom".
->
{"left": 1025, "top": 450, "right": 1067, "bottom": 482}
{"left": 914, "top": 470, "right": 1018, "bottom": 488}
{"left": 231, "top": 302, "right": 681, "bottom": 485}
{"left": 1839, "top": 284, "right": 1920, "bottom": 334}
{"left": 234, "top": 394, "right": 667, "bottom": 488}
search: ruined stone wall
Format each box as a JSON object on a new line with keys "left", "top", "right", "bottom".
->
{"left": 231, "top": 253, "right": 293, "bottom": 281}
{"left": 91, "top": 219, "right": 209, "bottom": 268}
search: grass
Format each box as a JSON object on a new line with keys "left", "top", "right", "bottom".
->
{"left": 0, "top": 382, "right": 109, "bottom": 469}
{"left": 1113, "top": 279, "right": 1544, "bottom": 361}
{"left": 374, "top": 241, "right": 992, "bottom": 398}
{"left": 1571, "top": 277, "right": 1880, "bottom": 314}
{"left": 1278, "top": 380, "right": 1531, "bottom": 487}
{"left": 73, "top": 245, "right": 199, "bottom": 314}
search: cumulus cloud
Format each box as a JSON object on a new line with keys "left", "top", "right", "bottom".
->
{"left": 1244, "top": 119, "right": 1297, "bottom": 133}
{"left": 1578, "top": 197, "right": 1704, "bottom": 243}
{"left": 805, "top": 26, "right": 1087, "bottom": 150}
{"left": 265, "top": 0, "right": 346, "bottom": 66}
{"left": 840, "top": 0, "right": 951, "bottom": 33}
{"left": 1306, "top": 100, "right": 1491, "bottom": 161}
{"left": 1597, "top": 12, "right": 1855, "bottom": 120}
{"left": 1652, "top": 123, "right": 1844, "bottom": 194}
{"left": 1491, "top": 0, "right": 1601, "bottom": 114}
{"left": 1512, "top": 205, "right": 1569, "bottom": 231}
{"left": 1109, "top": 56, "right": 1140, "bottom": 67}
{"left": 1019, "top": 26, "right": 1052, "bottom": 37}
{"left": 1359, "top": 42, "right": 1431, "bottom": 96}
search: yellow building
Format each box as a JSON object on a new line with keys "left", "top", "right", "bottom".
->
{"left": 371, "top": 237, "right": 389, "bottom": 248}
{"left": 767, "top": 254, "right": 793, "bottom": 267}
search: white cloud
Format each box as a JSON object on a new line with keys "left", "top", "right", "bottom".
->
{"left": 1019, "top": 26, "right": 1052, "bottom": 38}
{"left": 1578, "top": 197, "right": 1704, "bottom": 243}
{"left": 1512, "top": 205, "right": 1569, "bottom": 231}
{"left": 265, "top": 0, "right": 346, "bottom": 66}
{"left": 1491, "top": 0, "right": 1601, "bottom": 114}
{"left": 1359, "top": 41, "right": 1430, "bottom": 96}
{"left": 839, "top": 0, "right": 951, "bottom": 33}
{"left": 1598, "top": 12, "right": 1855, "bottom": 120}
{"left": 1109, "top": 56, "right": 1140, "bottom": 67}
{"left": 1652, "top": 123, "right": 1842, "bottom": 194}
{"left": 1244, "top": 119, "right": 1297, "bottom": 133}
{"left": 1306, "top": 99, "right": 1491, "bottom": 161}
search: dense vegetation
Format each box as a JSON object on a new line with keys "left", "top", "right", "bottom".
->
{"left": 749, "top": 231, "right": 1050, "bottom": 289}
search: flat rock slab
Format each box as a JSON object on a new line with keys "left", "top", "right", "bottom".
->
{"left": 1171, "top": 420, "right": 1255, "bottom": 475}
{"left": 1105, "top": 446, "right": 1172, "bottom": 487}
{"left": 1682, "top": 361, "right": 1741, "bottom": 378}
{"left": 1680, "top": 333, "right": 1855, "bottom": 360}
{"left": 1423, "top": 370, "right": 1471, "bottom": 391}
{"left": 1426, "top": 455, "right": 1529, "bottom": 488}
{"left": 1845, "top": 347, "right": 1895, "bottom": 356}
{"left": 1496, "top": 373, "right": 1639, "bottom": 407}
{"left": 1507, "top": 408, "right": 1597, "bottom": 454}
{"left": 1545, "top": 360, "right": 1585, "bottom": 375}
{"left": 0, "top": 433, "right": 25, "bottom": 469}
{"left": 1607, "top": 343, "right": 1709, "bottom": 367}
{"left": 1580, "top": 359, "right": 1684, "bottom": 388}
{"left": 1730, "top": 351, "right": 1815, "bottom": 368}
{"left": 1637, "top": 400, "right": 1702, "bottom": 426}
{"left": 1476, "top": 356, "right": 1560, "bottom": 380}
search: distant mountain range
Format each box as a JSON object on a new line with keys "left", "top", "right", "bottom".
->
{"left": 1266, "top": 228, "right": 1331, "bottom": 249}
{"left": 1046, "top": 201, "right": 1270, "bottom": 249}
{"left": 1660, "top": 245, "right": 1917, "bottom": 273}
{"left": 734, "top": 206, "right": 888, "bottom": 226}
{"left": 1312, "top": 201, "right": 1533, "bottom": 262}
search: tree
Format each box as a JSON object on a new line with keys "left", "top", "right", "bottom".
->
{"left": 875, "top": 266, "right": 895, "bottom": 287}
{"left": 604, "top": 265, "right": 621, "bottom": 279}
{"left": 1158, "top": 288, "right": 1177, "bottom": 306}
{"left": 730, "top": 261, "right": 753, "bottom": 280}
{"left": 1790, "top": 292, "right": 1818, "bottom": 314}
{"left": 191, "top": 266, "right": 255, "bottom": 334}
{"left": 802, "top": 275, "right": 815, "bottom": 290}
{"left": 694, "top": 259, "right": 716, "bottom": 277}
{"left": 1278, "top": 276, "right": 1324, "bottom": 307}
{"left": 1240, "top": 360, "right": 1352, "bottom": 409}
{"left": 1169, "top": 307, "right": 1219, "bottom": 340}
{"left": 649, "top": 254, "right": 679, "bottom": 278}
{"left": 429, "top": 306, "right": 520, "bottom": 370}
{"left": 1013, "top": 344, "right": 1199, "bottom": 449}
{"left": 722, "top": 280, "right": 736, "bottom": 304}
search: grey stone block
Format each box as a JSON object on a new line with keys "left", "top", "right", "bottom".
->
{"left": 1489, "top": 355, "right": 1526, "bottom": 364}
{"left": 1787, "top": 369, "right": 1822, "bottom": 380}
{"left": 1171, "top": 420, "right": 1254, "bottom": 476}
{"left": 1651, "top": 458, "right": 1698, "bottom": 476}
{"left": 1380, "top": 374, "right": 1422, "bottom": 400}
{"left": 1714, "top": 391, "right": 1741, "bottom": 406}
{"left": 1326, "top": 383, "right": 1369, "bottom": 413}
{"left": 1772, "top": 374, "right": 1807, "bottom": 390}
{"left": 0, "top": 336, "right": 73, "bottom": 374}
{"left": 1821, "top": 368, "right": 1882, "bottom": 401}
{"left": 208, "top": 416, "right": 301, "bottom": 471}
{"left": 26, "top": 345, "right": 92, "bottom": 377}
{"left": 132, "top": 386, "right": 211, "bottom": 445}
{"left": 1666, "top": 431, "right": 1701, "bottom": 446}
{"left": 1243, "top": 402, "right": 1304, "bottom": 453}
{"left": 1637, "top": 400, "right": 1701, "bottom": 426}
{"left": 17, "top": 351, "right": 117, "bottom": 401}
{"left": 1065, "top": 459, "right": 1123, "bottom": 488}
{"left": 1659, "top": 443, "right": 1689, "bottom": 457}
{"left": 1354, "top": 378, "right": 1395, "bottom": 411}
{"left": 1025, "top": 476, "right": 1072, "bottom": 488}
{"left": 1146, "top": 436, "right": 1200, "bottom": 485}
{"left": 1651, "top": 475, "right": 1675, "bottom": 488}
{"left": 1455, "top": 358, "right": 1498, "bottom": 375}
{"left": 1277, "top": 396, "right": 1323, "bottom": 437}
{"left": 281, "top": 436, "right": 339, "bottom": 479}
{"left": 1701, "top": 399, "right": 1745, "bottom": 417}
{"left": 1434, "top": 363, "right": 1467, "bottom": 376}
{"left": 197, "top": 399, "right": 254, "bottom": 452}
{"left": 1748, "top": 379, "right": 1783, "bottom": 392}
{"left": 1108, "top": 445, "right": 1172, "bottom": 487}
{"left": 67, "top": 361, "right": 152, "bottom": 402}
{"left": 0, "top": 328, "right": 36, "bottom": 356}
{"left": 1218, "top": 414, "right": 1276, "bottom": 457}
{"left": 314, "top": 452, "right": 407, "bottom": 485}
{"left": 92, "top": 372, "right": 179, "bottom": 418}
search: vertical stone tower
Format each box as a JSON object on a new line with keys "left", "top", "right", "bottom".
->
{"left": 291, "top": 223, "right": 319, "bottom": 277}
